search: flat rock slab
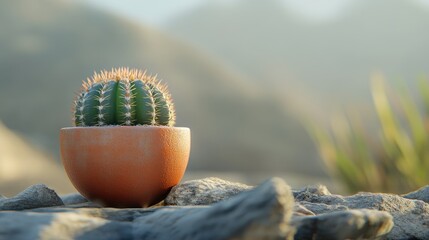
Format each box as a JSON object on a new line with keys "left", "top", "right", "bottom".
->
{"left": 292, "top": 209, "right": 393, "bottom": 240}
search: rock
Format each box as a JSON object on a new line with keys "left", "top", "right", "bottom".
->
{"left": 0, "top": 184, "right": 63, "bottom": 211}
{"left": 403, "top": 185, "right": 429, "bottom": 203}
{"left": 61, "top": 193, "right": 88, "bottom": 205}
{"left": 293, "top": 185, "right": 331, "bottom": 199}
{"left": 0, "top": 178, "right": 296, "bottom": 240}
{"left": 3, "top": 179, "right": 429, "bottom": 239}
{"left": 165, "top": 177, "right": 252, "bottom": 205}
{"left": 0, "top": 211, "right": 57, "bottom": 239}
{"left": 60, "top": 193, "right": 102, "bottom": 208}
{"left": 293, "top": 203, "right": 315, "bottom": 216}
{"left": 295, "top": 187, "right": 429, "bottom": 239}
{"left": 299, "top": 202, "right": 349, "bottom": 215}
{"left": 292, "top": 209, "right": 393, "bottom": 240}
{"left": 135, "top": 178, "right": 295, "bottom": 240}
{"left": 0, "top": 210, "right": 111, "bottom": 240}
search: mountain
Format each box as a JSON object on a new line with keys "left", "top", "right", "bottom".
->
{"left": 0, "top": 121, "right": 75, "bottom": 196}
{"left": 0, "top": 0, "right": 322, "bottom": 177}
{"left": 165, "top": 0, "right": 429, "bottom": 114}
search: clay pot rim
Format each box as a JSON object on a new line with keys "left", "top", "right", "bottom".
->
{"left": 61, "top": 126, "right": 189, "bottom": 131}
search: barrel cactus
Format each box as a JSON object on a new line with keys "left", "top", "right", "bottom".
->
{"left": 73, "top": 68, "right": 175, "bottom": 127}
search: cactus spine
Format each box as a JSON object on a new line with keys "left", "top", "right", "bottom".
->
{"left": 73, "top": 68, "right": 176, "bottom": 127}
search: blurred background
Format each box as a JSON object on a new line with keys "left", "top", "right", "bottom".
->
{"left": 1, "top": 0, "right": 429, "bottom": 196}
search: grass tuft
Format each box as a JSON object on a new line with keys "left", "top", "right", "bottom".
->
{"left": 308, "top": 74, "right": 429, "bottom": 193}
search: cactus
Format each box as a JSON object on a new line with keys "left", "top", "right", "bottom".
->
{"left": 73, "top": 68, "right": 175, "bottom": 127}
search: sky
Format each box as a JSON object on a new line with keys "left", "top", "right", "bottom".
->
{"left": 81, "top": 0, "right": 205, "bottom": 26}
{"left": 81, "top": 0, "right": 429, "bottom": 27}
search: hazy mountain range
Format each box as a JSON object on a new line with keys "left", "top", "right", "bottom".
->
{"left": 0, "top": 0, "right": 320, "bottom": 182}
{"left": 166, "top": 0, "right": 429, "bottom": 115}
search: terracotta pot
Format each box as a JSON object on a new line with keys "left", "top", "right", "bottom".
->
{"left": 60, "top": 126, "right": 190, "bottom": 207}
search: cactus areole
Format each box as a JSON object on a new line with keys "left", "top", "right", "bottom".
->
{"left": 73, "top": 68, "right": 176, "bottom": 127}
{"left": 61, "top": 68, "right": 190, "bottom": 207}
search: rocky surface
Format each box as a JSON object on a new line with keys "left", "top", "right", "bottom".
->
{"left": 403, "top": 185, "right": 429, "bottom": 203}
{"left": 295, "top": 186, "right": 429, "bottom": 239}
{"left": 1, "top": 178, "right": 294, "bottom": 240}
{"left": 291, "top": 209, "right": 393, "bottom": 240}
{"left": 165, "top": 177, "right": 252, "bottom": 205}
{"left": 1, "top": 178, "right": 428, "bottom": 239}
{"left": 60, "top": 193, "right": 88, "bottom": 205}
{"left": 135, "top": 178, "right": 295, "bottom": 240}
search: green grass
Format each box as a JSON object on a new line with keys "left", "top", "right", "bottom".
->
{"left": 308, "top": 74, "right": 429, "bottom": 194}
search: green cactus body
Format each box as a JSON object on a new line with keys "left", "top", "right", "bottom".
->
{"left": 73, "top": 68, "right": 175, "bottom": 127}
